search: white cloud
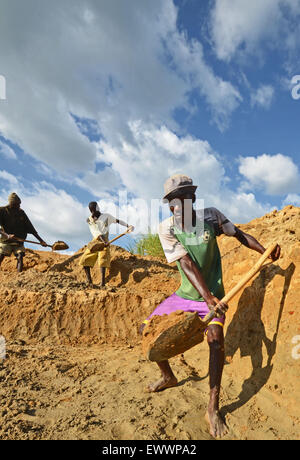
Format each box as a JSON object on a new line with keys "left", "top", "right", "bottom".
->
{"left": 282, "top": 194, "right": 300, "bottom": 207}
{"left": 251, "top": 85, "right": 274, "bottom": 109}
{"left": 96, "top": 122, "right": 275, "bottom": 226}
{"left": 205, "top": 190, "right": 273, "bottom": 224}
{"left": 210, "top": 0, "right": 300, "bottom": 62}
{"left": 0, "top": 170, "right": 18, "bottom": 185}
{"left": 162, "top": 22, "right": 242, "bottom": 130}
{"left": 0, "top": 0, "right": 289, "bottom": 237}
{"left": 0, "top": 180, "right": 90, "bottom": 248}
{"left": 74, "top": 167, "right": 121, "bottom": 198}
{"left": 239, "top": 153, "right": 300, "bottom": 195}
{"left": 0, "top": 141, "right": 17, "bottom": 160}
{"left": 0, "top": 0, "right": 242, "bottom": 183}
{"left": 98, "top": 121, "right": 226, "bottom": 201}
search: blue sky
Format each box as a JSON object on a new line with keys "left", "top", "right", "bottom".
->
{"left": 0, "top": 0, "right": 300, "bottom": 252}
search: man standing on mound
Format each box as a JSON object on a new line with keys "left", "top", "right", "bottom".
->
{"left": 79, "top": 201, "right": 134, "bottom": 288}
{"left": 0, "top": 193, "right": 47, "bottom": 273}
{"left": 141, "top": 174, "right": 280, "bottom": 439}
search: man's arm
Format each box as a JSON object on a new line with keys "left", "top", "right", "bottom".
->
{"left": 209, "top": 208, "right": 280, "bottom": 262}
{"left": 179, "top": 254, "right": 228, "bottom": 315}
{"left": 115, "top": 219, "right": 134, "bottom": 232}
{"left": 24, "top": 213, "right": 47, "bottom": 247}
{"left": 234, "top": 227, "right": 281, "bottom": 261}
{"left": 0, "top": 210, "right": 14, "bottom": 240}
{"left": 0, "top": 229, "right": 11, "bottom": 239}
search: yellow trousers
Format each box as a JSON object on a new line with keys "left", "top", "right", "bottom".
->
{"left": 79, "top": 245, "right": 111, "bottom": 269}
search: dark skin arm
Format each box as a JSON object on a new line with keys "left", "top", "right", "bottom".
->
{"left": 23, "top": 213, "right": 47, "bottom": 247}
{"left": 234, "top": 227, "right": 281, "bottom": 261}
{"left": 179, "top": 228, "right": 281, "bottom": 315}
{"left": 179, "top": 255, "right": 228, "bottom": 316}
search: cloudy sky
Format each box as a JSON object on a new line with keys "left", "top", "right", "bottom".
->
{"left": 0, "top": 0, "right": 300, "bottom": 251}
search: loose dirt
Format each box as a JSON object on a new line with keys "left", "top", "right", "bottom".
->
{"left": 0, "top": 205, "right": 299, "bottom": 440}
{"left": 142, "top": 312, "right": 206, "bottom": 362}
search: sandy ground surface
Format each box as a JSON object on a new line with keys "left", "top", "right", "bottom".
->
{"left": 0, "top": 205, "right": 299, "bottom": 440}
{"left": 0, "top": 341, "right": 298, "bottom": 440}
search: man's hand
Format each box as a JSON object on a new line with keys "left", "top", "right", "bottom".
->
{"left": 40, "top": 240, "right": 48, "bottom": 247}
{"left": 127, "top": 225, "right": 135, "bottom": 233}
{"left": 268, "top": 244, "right": 281, "bottom": 262}
{"left": 96, "top": 235, "right": 109, "bottom": 247}
{"left": 206, "top": 295, "right": 229, "bottom": 317}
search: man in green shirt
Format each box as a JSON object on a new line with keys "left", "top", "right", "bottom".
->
{"left": 0, "top": 193, "right": 47, "bottom": 272}
{"left": 141, "top": 174, "right": 280, "bottom": 439}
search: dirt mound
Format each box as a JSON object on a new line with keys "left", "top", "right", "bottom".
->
{"left": 0, "top": 205, "right": 299, "bottom": 440}
{"left": 0, "top": 244, "right": 179, "bottom": 345}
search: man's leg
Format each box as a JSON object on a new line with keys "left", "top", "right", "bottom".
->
{"left": 16, "top": 253, "right": 24, "bottom": 273}
{"left": 139, "top": 323, "right": 178, "bottom": 392}
{"left": 84, "top": 266, "right": 93, "bottom": 286}
{"left": 79, "top": 248, "right": 98, "bottom": 287}
{"left": 0, "top": 254, "right": 5, "bottom": 268}
{"left": 147, "top": 360, "right": 178, "bottom": 392}
{"left": 205, "top": 324, "right": 228, "bottom": 438}
{"left": 101, "top": 267, "right": 106, "bottom": 287}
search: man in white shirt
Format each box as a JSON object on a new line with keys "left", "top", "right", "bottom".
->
{"left": 79, "top": 201, "right": 133, "bottom": 288}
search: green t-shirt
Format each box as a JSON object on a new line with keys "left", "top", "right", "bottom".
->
{"left": 173, "top": 219, "right": 225, "bottom": 301}
{"left": 159, "top": 207, "right": 236, "bottom": 302}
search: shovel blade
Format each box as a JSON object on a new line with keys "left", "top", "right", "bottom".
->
{"left": 142, "top": 311, "right": 206, "bottom": 362}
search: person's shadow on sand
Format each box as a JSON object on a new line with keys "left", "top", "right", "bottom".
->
{"left": 221, "top": 262, "right": 295, "bottom": 417}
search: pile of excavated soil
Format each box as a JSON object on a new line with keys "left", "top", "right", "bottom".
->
{"left": 0, "top": 205, "right": 299, "bottom": 440}
{"left": 0, "top": 245, "right": 179, "bottom": 346}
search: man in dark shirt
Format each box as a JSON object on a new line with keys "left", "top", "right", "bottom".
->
{"left": 0, "top": 193, "right": 47, "bottom": 272}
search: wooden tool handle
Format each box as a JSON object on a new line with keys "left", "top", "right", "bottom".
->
{"left": 107, "top": 228, "right": 132, "bottom": 245}
{"left": 11, "top": 237, "right": 52, "bottom": 248}
{"left": 203, "top": 243, "right": 278, "bottom": 324}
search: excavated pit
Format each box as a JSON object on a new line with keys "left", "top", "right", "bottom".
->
{"left": 0, "top": 205, "right": 299, "bottom": 440}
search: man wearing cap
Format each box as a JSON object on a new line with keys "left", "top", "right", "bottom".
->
{"left": 0, "top": 193, "right": 47, "bottom": 272}
{"left": 79, "top": 201, "right": 134, "bottom": 288}
{"left": 141, "top": 174, "right": 280, "bottom": 439}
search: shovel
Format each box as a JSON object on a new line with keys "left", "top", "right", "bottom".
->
{"left": 143, "top": 243, "right": 279, "bottom": 362}
{"left": 12, "top": 237, "right": 69, "bottom": 251}
{"left": 88, "top": 227, "right": 134, "bottom": 253}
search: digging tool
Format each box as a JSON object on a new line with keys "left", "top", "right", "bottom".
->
{"left": 12, "top": 237, "right": 69, "bottom": 251}
{"left": 143, "top": 243, "right": 279, "bottom": 362}
{"left": 88, "top": 227, "right": 134, "bottom": 253}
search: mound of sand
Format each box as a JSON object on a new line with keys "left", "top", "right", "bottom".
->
{"left": 0, "top": 205, "right": 299, "bottom": 440}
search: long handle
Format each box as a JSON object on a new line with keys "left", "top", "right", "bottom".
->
{"left": 9, "top": 236, "right": 52, "bottom": 249}
{"left": 107, "top": 228, "right": 132, "bottom": 246}
{"left": 203, "top": 243, "right": 278, "bottom": 324}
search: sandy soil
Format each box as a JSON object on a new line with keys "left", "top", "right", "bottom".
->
{"left": 0, "top": 205, "right": 299, "bottom": 440}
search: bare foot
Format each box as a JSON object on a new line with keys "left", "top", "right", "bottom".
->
{"left": 205, "top": 410, "right": 228, "bottom": 439}
{"left": 147, "top": 376, "right": 178, "bottom": 393}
